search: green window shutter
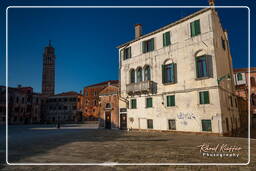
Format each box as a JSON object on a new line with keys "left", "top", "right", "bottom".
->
{"left": 131, "top": 99, "right": 137, "bottom": 109}
{"left": 162, "top": 65, "right": 166, "bottom": 84}
{"left": 195, "top": 20, "right": 201, "bottom": 35}
{"left": 170, "top": 95, "right": 175, "bottom": 106}
{"left": 204, "top": 91, "right": 209, "bottom": 104}
{"left": 163, "top": 33, "right": 166, "bottom": 46}
{"left": 146, "top": 98, "right": 152, "bottom": 108}
{"left": 195, "top": 57, "right": 199, "bottom": 78}
{"left": 128, "top": 47, "right": 131, "bottom": 58}
{"left": 173, "top": 63, "right": 177, "bottom": 83}
{"left": 190, "top": 22, "right": 196, "bottom": 37}
{"left": 237, "top": 73, "right": 242, "bottom": 81}
{"left": 167, "top": 96, "right": 170, "bottom": 106}
{"left": 206, "top": 55, "right": 213, "bottom": 77}
{"left": 142, "top": 41, "right": 147, "bottom": 53}
{"left": 167, "top": 95, "right": 175, "bottom": 106}
{"left": 202, "top": 120, "right": 212, "bottom": 131}
{"left": 166, "top": 32, "right": 170, "bottom": 46}
{"left": 150, "top": 38, "right": 154, "bottom": 51}
{"left": 200, "top": 91, "right": 209, "bottom": 104}
{"left": 163, "top": 32, "right": 171, "bottom": 47}
{"left": 199, "top": 92, "right": 204, "bottom": 104}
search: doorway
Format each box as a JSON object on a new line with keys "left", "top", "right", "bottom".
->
{"left": 105, "top": 112, "right": 111, "bottom": 129}
{"left": 120, "top": 113, "right": 127, "bottom": 130}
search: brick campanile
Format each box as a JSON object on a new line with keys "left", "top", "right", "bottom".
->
{"left": 42, "top": 41, "right": 56, "bottom": 96}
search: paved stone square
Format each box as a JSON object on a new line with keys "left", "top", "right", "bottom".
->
{"left": 0, "top": 124, "right": 255, "bottom": 170}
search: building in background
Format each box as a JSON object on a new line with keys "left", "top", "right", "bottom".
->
{"left": 0, "top": 85, "right": 42, "bottom": 124}
{"left": 233, "top": 67, "right": 256, "bottom": 127}
{"left": 83, "top": 80, "right": 118, "bottom": 120}
{"left": 118, "top": 6, "right": 240, "bottom": 136}
{"left": 42, "top": 41, "right": 56, "bottom": 96}
{"left": 44, "top": 91, "right": 83, "bottom": 124}
{"left": 98, "top": 84, "right": 120, "bottom": 129}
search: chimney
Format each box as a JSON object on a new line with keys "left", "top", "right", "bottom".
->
{"left": 208, "top": 0, "right": 215, "bottom": 6}
{"left": 135, "top": 24, "right": 142, "bottom": 39}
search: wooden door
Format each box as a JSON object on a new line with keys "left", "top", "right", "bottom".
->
{"left": 120, "top": 114, "right": 127, "bottom": 130}
{"left": 105, "top": 112, "right": 111, "bottom": 129}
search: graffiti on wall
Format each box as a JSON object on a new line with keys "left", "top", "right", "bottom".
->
{"left": 177, "top": 112, "right": 197, "bottom": 126}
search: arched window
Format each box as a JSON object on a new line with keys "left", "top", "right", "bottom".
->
{"left": 251, "top": 77, "right": 256, "bottom": 87}
{"left": 106, "top": 103, "right": 111, "bottom": 109}
{"left": 130, "top": 69, "right": 135, "bottom": 83}
{"left": 237, "top": 73, "right": 243, "bottom": 81}
{"left": 136, "top": 67, "right": 142, "bottom": 83}
{"left": 144, "top": 65, "right": 151, "bottom": 81}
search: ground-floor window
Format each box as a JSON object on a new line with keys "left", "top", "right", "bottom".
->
{"left": 147, "top": 119, "right": 153, "bottom": 129}
{"left": 168, "top": 119, "right": 176, "bottom": 130}
{"left": 201, "top": 120, "right": 212, "bottom": 131}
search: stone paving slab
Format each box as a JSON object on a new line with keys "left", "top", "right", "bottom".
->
{"left": 0, "top": 125, "right": 255, "bottom": 170}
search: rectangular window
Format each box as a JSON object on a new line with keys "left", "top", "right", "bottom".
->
{"left": 131, "top": 99, "right": 137, "bottom": 109}
{"left": 142, "top": 38, "right": 154, "bottom": 53}
{"left": 190, "top": 19, "right": 201, "bottom": 37}
{"left": 168, "top": 119, "right": 176, "bottom": 130}
{"left": 237, "top": 73, "right": 243, "bottom": 81}
{"left": 162, "top": 63, "right": 177, "bottom": 84}
{"left": 146, "top": 97, "right": 153, "bottom": 108}
{"left": 123, "top": 47, "right": 131, "bottom": 60}
{"left": 167, "top": 95, "right": 175, "bottom": 107}
{"left": 147, "top": 119, "right": 153, "bottom": 129}
{"left": 199, "top": 91, "right": 210, "bottom": 104}
{"left": 163, "top": 31, "right": 171, "bottom": 47}
{"left": 202, "top": 120, "right": 212, "bottom": 131}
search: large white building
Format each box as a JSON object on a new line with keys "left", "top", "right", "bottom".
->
{"left": 117, "top": 7, "right": 240, "bottom": 136}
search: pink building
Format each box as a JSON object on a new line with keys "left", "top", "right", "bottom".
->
{"left": 233, "top": 67, "right": 256, "bottom": 127}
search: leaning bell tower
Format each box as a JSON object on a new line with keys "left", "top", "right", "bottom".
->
{"left": 42, "top": 40, "right": 56, "bottom": 96}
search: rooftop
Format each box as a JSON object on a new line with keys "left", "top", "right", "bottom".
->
{"left": 233, "top": 67, "right": 256, "bottom": 73}
{"left": 117, "top": 8, "right": 212, "bottom": 49}
{"left": 84, "top": 80, "right": 119, "bottom": 88}
{"left": 52, "top": 91, "right": 81, "bottom": 97}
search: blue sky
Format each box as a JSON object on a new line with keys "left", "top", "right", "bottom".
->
{"left": 0, "top": 0, "right": 255, "bottom": 94}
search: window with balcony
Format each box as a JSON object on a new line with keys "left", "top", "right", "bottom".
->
{"left": 142, "top": 38, "right": 154, "bottom": 53}
{"left": 144, "top": 65, "right": 151, "bottom": 81}
{"left": 167, "top": 95, "right": 175, "bottom": 107}
{"left": 195, "top": 55, "right": 212, "bottom": 79}
{"left": 199, "top": 91, "right": 210, "bottom": 104}
{"left": 136, "top": 67, "right": 142, "bottom": 83}
{"left": 190, "top": 19, "right": 201, "bottom": 37}
{"left": 163, "top": 31, "right": 171, "bottom": 47}
{"left": 162, "top": 63, "right": 177, "bottom": 84}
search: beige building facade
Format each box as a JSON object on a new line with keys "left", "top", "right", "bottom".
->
{"left": 118, "top": 8, "right": 240, "bottom": 136}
